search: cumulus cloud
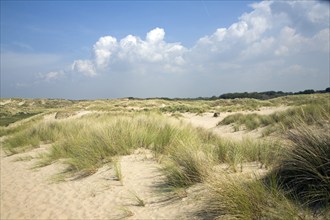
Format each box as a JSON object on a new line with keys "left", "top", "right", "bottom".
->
{"left": 38, "top": 0, "right": 328, "bottom": 97}
{"left": 93, "top": 36, "right": 117, "bottom": 68}
{"left": 146, "top": 27, "right": 165, "bottom": 44}
{"left": 70, "top": 27, "right": 187, "bottom": 76}
{"left": 72, "top": 59, "right": 96, "bottom": 77}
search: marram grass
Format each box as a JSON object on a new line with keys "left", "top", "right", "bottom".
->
{"left": 218, "top": 103, "right": 330, "bottom": 134}
{"left": 272, "top": 126, "right": 330, "bottom": 209}
{"left": 204, "top": 174, "right": 311, "bottom": 220}
{"left": 2, "top": 112, "right": 281, "bottom": 187}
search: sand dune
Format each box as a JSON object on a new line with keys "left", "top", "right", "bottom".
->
{"left": 180, "top": 106, "right": 289, "bottom": 140}
{"left": 0, "top": 106, "right": 287, "bottom": 219}
{"left": 1, "top": 146, "right": 203, "bottom": 219}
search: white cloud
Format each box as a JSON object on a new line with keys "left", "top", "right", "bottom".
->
{"left": 31, "top": 0, "right": 328, "bottom": 97}
{"left": 37, "top": 71, "right": 65, "bottom": 82}
{"left": 307, "top": 1, "right": 329, "bottom": 24}
{"left": 71, "top": 27, "right": 186, "bottom": 76}
{"left": 240, "top": 37, "right": 275, "bottom": 59}
{"left": 72, "top": 59, "right": 96, "bottom": 76}
{"left": 67, "top": 1, "right": 328, "bottom": 80}
{"left": 93, "top": 36, "right": 117, "bottom": 68}
{"left": 275, "top": 45, "right": 289, "bottom": 56}
{"left": 146, "top": 27, "right": 165, "bottom": 44}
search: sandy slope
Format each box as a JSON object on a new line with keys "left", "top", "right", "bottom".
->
{"left": 180, "top": 106, "right": 289, "bottom": 140}
{"left": 1, "top": 146, "right": 203, "bottom": 219}
{"left": 0, "top": 107, "right": 286, "bottom": 219}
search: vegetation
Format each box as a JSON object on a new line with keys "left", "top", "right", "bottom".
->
{"left": 0, "top": 112, "right": 41, "bottom": 127}
{"left": 271, "top": 126, "right": 330, "bottom": 209}
{"left": 219, "top": 103, "right": 330, "bottom": 134}
{"left": 203, "top": 125, "right": 330, "bottom": 219}
{"left": 113, "top": 157, "right": 123, "bottom": 185}
{"left": 204, "top": 175, "right": 309, "bottom": 219}
{"left": 2, "top": 112, "right": 279, "bottom": 185}
{"left": 219, "top": 87, "right": 330, "bottom": 100}
{"left": 1, "top": 93, "right": 329, "bottom": 219}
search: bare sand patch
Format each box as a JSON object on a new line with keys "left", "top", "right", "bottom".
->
{"left": 1, "top": 147, "right": 203, "bottom": 219}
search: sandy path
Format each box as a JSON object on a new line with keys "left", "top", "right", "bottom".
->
{"left": 1, "top": 146, "right": 203, "bottom": 219}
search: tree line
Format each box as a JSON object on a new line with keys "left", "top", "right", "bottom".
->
{"left": 218, "top": 88, "right": 330, "bottom": 100}
{"left": 126, "top": 87, "right": 330, "bottom": 101}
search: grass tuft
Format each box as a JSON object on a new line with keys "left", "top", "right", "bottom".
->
{"left": 204, "top": 174, "right": 308, "bottom": 220}
{"left": 272, "top": 126, "right": 330, "bottom": 209}
{"left": 218, "top": 103, "right": 329, "bottom": 135}
{"left": 129, "top": 190, "right": 145, "bottom": 207}
{"left": 113, "top": 157, "right": 123, "bottom": 185}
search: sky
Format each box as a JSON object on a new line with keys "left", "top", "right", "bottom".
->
{"left": 1, "top": 0, "right": 329, "bottom": 99}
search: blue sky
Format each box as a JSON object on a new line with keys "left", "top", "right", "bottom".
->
{"left": 1, "top": 0, "right": 329, "bottom": 99}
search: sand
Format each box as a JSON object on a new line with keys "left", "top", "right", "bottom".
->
{"left": 0, "top": 107, "right": 286, "bottom": 219}
{"left": 180, "top": 106, "right": 289, "bottom": 140}
{"left": 1, "top": 146, "right": 204, "bottom": 219}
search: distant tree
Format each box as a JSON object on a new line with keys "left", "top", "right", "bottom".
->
{"left": 295, "top": 89, "right": 315, "bottom": 95}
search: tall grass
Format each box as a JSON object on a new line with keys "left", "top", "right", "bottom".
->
{"left": 22, "top": 113, "right": 214, "bottom": 182}
{"left": 0, "top": 112, "right": 46, "bottom": 137}
{"left": 218, "top": 103, "right": 330, "bottom": 133}
{"left": 2, "top": 112, "right": 280, "bottom": 189}
{"left": 272, "top": 126, "right": 330, "bottom": 209}
{"left": 204, "top": 174, "right": 309, "bottom": 220}
{"left": 213, "top": 138, "right": 281, "bottom": 171}
{"left": 202, "top": 125, "right": 330, "bottom": 219}
{"left": 3, "top": 120, "right": 69, "bottom": 155}
{"left": 162, "top": 144, "right": 213, "bottom": 188}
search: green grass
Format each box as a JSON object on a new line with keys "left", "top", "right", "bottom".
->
{"left": 160, "top": 103, "right": 208, "bottom": 113}
{"left": 162, "top": 144, "right": 213, "bottom": 188}
{"left": 204, "top": 125, "right": 330, "bottom": 219}
{"left": 0, "top": 112, "right": 41, "bottom": 127}
{"left": 2, "top": 112, "right": 282, "bottom": 188}
{"left": 1, "top": 94, "right": 329, "bottom": 220}
{"left": 271, "top": 126, "right": 330, "bottom": 209}
{"left": 218, "top": 103, "right": 330, "bottom": 134}
{"left": 0, "top": 111, "right": 50, "bottom": 137}
{"left": 113, "top": 157, "right": 123, "bottom": 185}
{"left": 129, "top": 190, "right": 145, "bottom": 207}
{"left": 204, "top": 174, "right": 310, "bottom": 220}
{"left": 2, "top": 120, "right": 67, "bottom": 155}
{"left": 1, "top": 94, "right": 329, "bottom": 219}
